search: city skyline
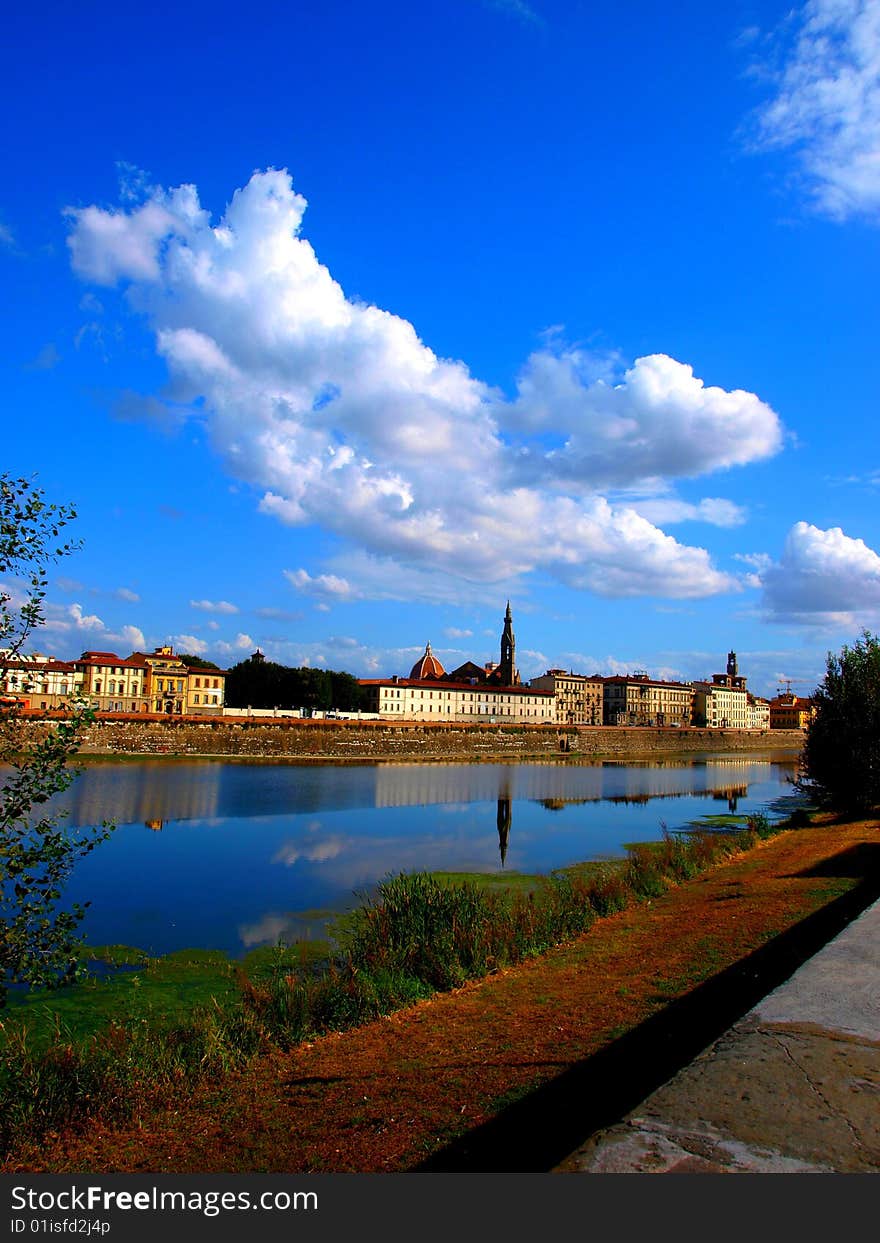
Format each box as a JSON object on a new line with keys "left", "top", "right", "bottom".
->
{"left": 4, "top": 1, "right": 879, "bottom": 700}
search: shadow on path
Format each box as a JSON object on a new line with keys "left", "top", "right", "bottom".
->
{"left": 414, "top": 843, "right": 880, "bottom": 1172}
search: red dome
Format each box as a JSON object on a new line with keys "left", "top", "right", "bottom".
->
{"left": 408, "top": 642, "right": 446, "bottom": 681}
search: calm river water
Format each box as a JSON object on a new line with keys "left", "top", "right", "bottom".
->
{"left": 30, "top": 755, "right": 800, "bottom": 958}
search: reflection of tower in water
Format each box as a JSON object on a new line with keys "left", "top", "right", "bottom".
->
{"left": 711, "top": 786, "right": 747, "bottom": 813}
{"left": 496, "top": 797, "right": 511, "bottom": 867}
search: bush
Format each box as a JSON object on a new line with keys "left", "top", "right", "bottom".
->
{"left": 799, "top": 630, "right": 880, "bottom": 815}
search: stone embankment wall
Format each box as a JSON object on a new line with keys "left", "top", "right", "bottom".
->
{"left": 18, "top": 718, "right": 805, "bottom": 761}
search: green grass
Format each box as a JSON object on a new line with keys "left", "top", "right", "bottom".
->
{"left": 683, "top": 813, "right": 751, "bottom": 830}
{"left": 2, "top": 952, "right": 239, "bottom": 1051}
{"left": 428, "top": 869, "right": 545, "bottom": 894}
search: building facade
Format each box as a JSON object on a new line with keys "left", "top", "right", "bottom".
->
{"left": 359, "top": 676, "right": 556, "bottom": 723}
{"left": 769, "top": 692, "right": 815, "bottom": 730}
{"left": 78, "top": 651, "right": 149, "bottom": 712}
{"left": 529, "top": 669, "right": 604, "bottom": 725}
{"left": 0, "top": 654, "right": 78, "bottom": 709}
{"left": 185, "top": 666, "right": 226, "bottom": 714}
{"left": 746, "top": 694, "right": 771, "bottom": 730}
{"left": 602, "top": 674, "right": 694, "bottom": 727}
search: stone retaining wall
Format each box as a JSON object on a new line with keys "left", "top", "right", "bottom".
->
{"left": 17, "top": 718, "right": 805, "bottom": 761}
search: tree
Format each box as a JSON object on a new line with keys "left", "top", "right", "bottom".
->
{"left": 1, "top": 474, "right": 113, "bottom": 1006}
{"left": 799, "top": 630, "right": 880, "bottom": 815}
{"left": 225, "top": 656, "right": 367, "bottom": 712}
{"left": 178, "top": 654, "right": 220, "bottom": 670}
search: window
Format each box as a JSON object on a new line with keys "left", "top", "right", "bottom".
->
{"left": 211, "top": 695, "right": 218, "bottom": 705}
{"left": 193, "top": 693, "right": 200, "bottom": 704}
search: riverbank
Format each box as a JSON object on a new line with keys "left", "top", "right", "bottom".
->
{"left": 9, "top": 812, "right": 878, "bottom": 1174}
{"left": 17, "top": 717, "right": 806, "bottom": 761}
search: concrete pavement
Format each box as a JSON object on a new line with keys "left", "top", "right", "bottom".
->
{"left": 556, "top": 897, "right": 880, "bottom": 1173}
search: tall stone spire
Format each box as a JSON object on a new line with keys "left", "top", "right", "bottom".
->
{"left": 498, "top": 600, "right": 517, "bottom": 686}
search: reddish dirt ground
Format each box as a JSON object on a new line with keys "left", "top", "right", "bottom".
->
{"left": 8, "top": 818, "right": 879, "bottom": 1174}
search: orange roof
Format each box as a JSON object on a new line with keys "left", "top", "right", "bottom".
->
{"left": 77, "top": 651, "right": 144, "bottom": 668}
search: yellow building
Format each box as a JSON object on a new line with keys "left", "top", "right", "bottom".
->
{"left": 186, "top": 665, "right": 226, "bottom": 714}
{"left": 769, "top": 692, "right": 815, "bottom": 730}
{"left": 529, "top": 669, "right": 604, "bottom": 725}
{"left": 77, "top": 651, "right": 148, "bottom": 712}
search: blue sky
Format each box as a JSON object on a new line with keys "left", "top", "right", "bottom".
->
{"left": 3, "top": 0, "right": 880, "bottom": 697}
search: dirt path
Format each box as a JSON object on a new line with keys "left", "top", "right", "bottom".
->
{"left": 12, "top": 818, "right": 880, "bottom": 1174}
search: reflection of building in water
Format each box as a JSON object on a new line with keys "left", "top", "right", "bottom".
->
{"left": 373, "top": 762, "right": 608, "bottom": 808}
{"left": 51, "top": 755, "right": 793, "bottom": 831}
{"left": 372, "top": 760, "right": 780, "bottom": 810}
{"left": 497, "top": 798, "right": 511, "bottom": 867}
{"left": 65, "top": 762, "right": 223, "bottom": 828}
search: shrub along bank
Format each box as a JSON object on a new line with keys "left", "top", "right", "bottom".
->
{"left": 0, "top": 813, "right": 786, "bottom": 1159}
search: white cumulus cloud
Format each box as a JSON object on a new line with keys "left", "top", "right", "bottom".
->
{"left": 66, "top": 169, "right": 785, "bottom": 602}
{"left": 68, "top": 602, "right": 104, "bottom": 630}
{"left": 762, "top": 521, "right": 880, "bottom": 621}
{"left": 214, "top": 632, "right": 256, "bottom": 657}
{"left": 504, "top": 349, "right": 781, "bottom": 487}
{"left": 283, "top": 569, "right": 357, "bottom": 600}
{"left": 170, "top": 634, "right": 209, "bottom": 655}
{"left": 751, "top": 0, "right": 880, "bottom": 219}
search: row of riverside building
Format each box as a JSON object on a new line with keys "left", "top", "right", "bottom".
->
{"left": 357, "top": 605, "right": 815, "bottom": 730}
{"left": 0, "top": 646, "right": 226, "bottom": 715}
{"left": 1, "top": 604, "right": 816, "bottom": 730}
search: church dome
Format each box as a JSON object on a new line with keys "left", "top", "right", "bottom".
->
{"left": 409, "top": 642, "right": 446, "bottom": 681}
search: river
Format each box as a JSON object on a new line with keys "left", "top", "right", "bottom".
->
{"left": 25, "top": 754, "right": 801, "bottom": 958}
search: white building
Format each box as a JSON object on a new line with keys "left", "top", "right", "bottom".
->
{"left": 359, "top": 674, "right": 556, "bottom": 724}
{"left": 359, "top": 627, "right": 556, "bottom": 724}
{"left": 692, "top": 651, "right": 749, "bottom": 728}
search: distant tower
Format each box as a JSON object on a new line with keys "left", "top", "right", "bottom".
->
{"left": 727, "top": 650, "right": 738, "bottom": 681}
{"left": 498, "top": 601, "right": 518, "bottom": 686}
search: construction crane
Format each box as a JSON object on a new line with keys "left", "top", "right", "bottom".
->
{"left": 776, "top": 678, "right": 814, "bottom": 697}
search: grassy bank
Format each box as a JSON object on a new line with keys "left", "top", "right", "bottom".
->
{"left": 5, "top": 810, "right": 878, "bottom": 1172}
{"left": 0, "top": 813, "right": 791, "bottom": 1161}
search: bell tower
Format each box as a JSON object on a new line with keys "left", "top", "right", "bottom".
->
{"left": 498, "top": 600, "right": 518, "bottom": 686}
